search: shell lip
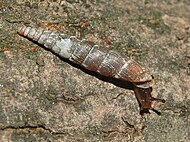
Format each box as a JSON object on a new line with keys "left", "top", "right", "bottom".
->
{"left": 133, "top": 78, "right": 154, "bottom": 88}
{"left": 133, "top": 74, "right": 154, "bottom": 88}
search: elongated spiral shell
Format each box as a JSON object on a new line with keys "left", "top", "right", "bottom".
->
{"left": 18, "top": 26, "right": 154, "bottom": 88}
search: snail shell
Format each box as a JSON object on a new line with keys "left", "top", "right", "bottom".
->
{"left": 18, "top": 26, "right": 154, "bottom": 88}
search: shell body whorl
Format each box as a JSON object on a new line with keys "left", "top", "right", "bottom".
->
{"left": 18, "top": 26, "right": 154, "bottom": 88}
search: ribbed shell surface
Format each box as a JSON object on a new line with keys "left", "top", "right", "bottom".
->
{"left": 18, "top": 26, "right": 154, "bottom": 88}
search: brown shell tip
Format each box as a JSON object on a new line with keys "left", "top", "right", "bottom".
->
{"left": 17, "top": 26, "right": 26, "bottom": 36}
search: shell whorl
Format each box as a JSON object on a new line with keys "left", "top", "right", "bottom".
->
{"left": 18, "top": 26, "right": 154, "bottom": 88}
